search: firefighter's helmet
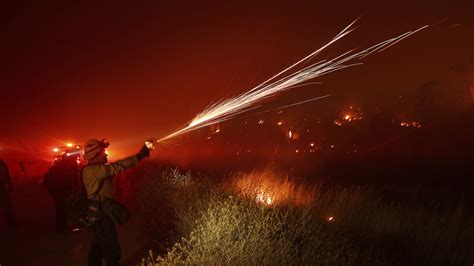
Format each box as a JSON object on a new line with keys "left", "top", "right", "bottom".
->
{"left": 83, "top": 139, "right": 109, "bottom": 161}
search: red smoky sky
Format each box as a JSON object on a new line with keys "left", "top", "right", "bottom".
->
{"left": 0, "top": 1, "right": 472, "bottom": 161}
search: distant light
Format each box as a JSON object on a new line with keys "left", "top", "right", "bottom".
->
{"left": 53, "top": 148, "right": 59, "bottom": 152}
{"left": 400, "top": 121, "right": 421, "bottom": 128}
{"left": 295, "top": 149, "right": 299, "bottom": 153}
{"left": 215, "top": 129, "right": 221, "bottom": 133}
{"left": 277, "top": 121, "right": 283, "bottom": 126}
{"left": 66, "top": 150, "right": 80, "bottom": 157}
{"left": 310, "top": 143, "right": 314, "bottom": 147}
{"left": 328, "top": 216, "right": 334, "bottom": 222}
{"left": 288, "top": 130, "right": 293, "bottom": 139}
{"left": 258, "top": 119, "right": 264, "bottom": 124}
{"left": 66, "top": 143, "right": 73, "bottom": 147}
{"left": 76, "top": 145, "right": 80, "bottom": 149}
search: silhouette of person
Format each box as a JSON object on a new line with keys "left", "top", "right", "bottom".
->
{"left": 0, "top": 159, "right": 15, "bottom": 228}
{"left": 43, "top": 154, "right": 79, "bottom": 233}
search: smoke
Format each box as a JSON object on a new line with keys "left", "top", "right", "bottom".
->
{"left": 157, "top": 20, "right": 429, "bottom": 142}
{"left": 470, "top": 60, "right": 474, "bottom": 100}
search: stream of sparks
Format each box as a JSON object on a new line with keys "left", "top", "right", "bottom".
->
{"left": 157, "top": 20, "right": 429, "bottom": 142}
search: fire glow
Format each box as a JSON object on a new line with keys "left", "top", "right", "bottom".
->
{"left": 256, "top": 190, "right": 274, "bottom": 206}
{"left": 231, "top": 171, "right": 316, "bottom": 207}
{"left": 334, "top": 106, "right": 363, "bottom": 126}
{"left": 157, "top": 21, "right": 429, "bottom": 143}
{"left": 400, "top": 121, "right": 422, "bottom": 128}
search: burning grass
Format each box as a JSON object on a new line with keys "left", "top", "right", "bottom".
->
{"left": 136, "top": 166, "right": 474, "bottom": 265}
{"left": 227, "top": 171, "right": 317, "bottom": 206}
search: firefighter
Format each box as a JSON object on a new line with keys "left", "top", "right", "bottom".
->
{"left": 43, "top": 154, "right": 79, "bottom": 233}
{"left": 82, "top": 138, "right": 152, "bottom": 266}
{"left": 0, "top": 159, "right": 15, "bottom": 228}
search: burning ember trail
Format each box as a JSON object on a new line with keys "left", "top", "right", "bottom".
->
{"left": 157, "top": 20, "right": 429, "bottom": 142}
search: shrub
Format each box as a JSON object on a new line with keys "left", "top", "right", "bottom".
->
{"left": 155, "top": 195, "right": 374, "bottom": 265}
{"left": 135, "top": 165, "right": 216, "bottom": 247}
{"left": 138, "top": 169, "right": 474, "bottom": 265}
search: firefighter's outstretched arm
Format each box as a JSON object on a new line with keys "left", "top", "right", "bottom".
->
{"left": 99, "top": 143, "right": 151, "bottom": 179}
{"left": 104, "top": 156, "right": 138, "bottom": 177}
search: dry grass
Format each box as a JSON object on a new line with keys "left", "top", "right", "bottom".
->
{"left": 136, "top": 167, "right": 474, "bottom": 266}
{"left": 226, "top": 170, "right": 317, "bottom": 206}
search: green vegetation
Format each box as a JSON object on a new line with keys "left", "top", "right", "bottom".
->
{"left": 136, "top": 166, "right": 474, "bottom": 266}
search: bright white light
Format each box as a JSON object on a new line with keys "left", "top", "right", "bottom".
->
{"left": 158, "top": 21, "right": 429, "bottom": 142}
{"left": 145, "top": 141, "right": 155, "bottom": 150}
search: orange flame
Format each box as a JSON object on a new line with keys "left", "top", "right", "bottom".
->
{"left": 255, "top": 190, "right": 273, "bottom": 206}
{"left": 229, "top": 171, "right": 316, "bottom": 206}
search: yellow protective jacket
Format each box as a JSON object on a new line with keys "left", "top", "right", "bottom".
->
{"left": 82, "top": 156, "right": 138, "bottom": 200}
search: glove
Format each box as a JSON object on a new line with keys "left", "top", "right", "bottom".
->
{"left": 136, "top": 144, "right": 150, "bottom": 161}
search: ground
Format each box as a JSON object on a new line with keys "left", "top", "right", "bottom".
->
{"left": 0, "top": 181, "right": 149, "bottom": 266}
